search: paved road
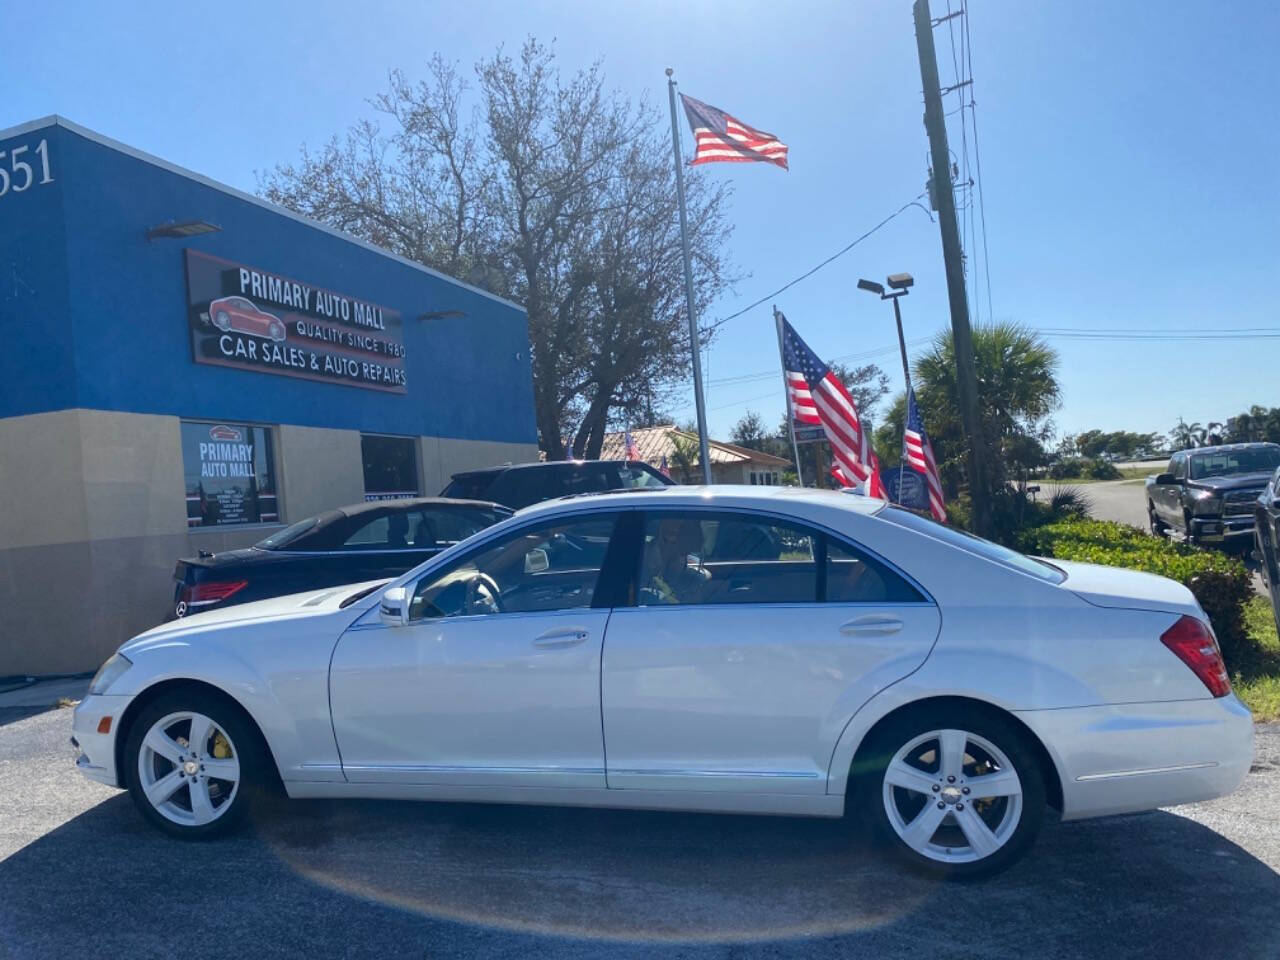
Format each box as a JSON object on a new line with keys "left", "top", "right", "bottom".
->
{"left": 3, "top": 705, "right": 1278, "bottom": 959}
{"left": 1083, "top": 478, "right": 1150, "bottom": 530}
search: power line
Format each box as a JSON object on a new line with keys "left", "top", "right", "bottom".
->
{"left": 964, "top": 4, "right": 995, "bottom": 325}
{"left": 704, "top": 337, "right": 934, "bottom": 389}
{"left": 707, "top": 193, "right": 933, "bottom": 328}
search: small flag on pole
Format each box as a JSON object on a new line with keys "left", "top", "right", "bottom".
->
{"left": 624, "top": 429, "right": 639, "bottom": 462}
{"left": 679, "top": 94, "right": 788, "bottom": 169}
{"left": 904, "top": 388, "right": 947, "bottom": 522}
{"left": 659, "top": 454, "right": 671, "bottom": 479}
{"left": 778, "top": 313, "right": 883, "bottom": 498}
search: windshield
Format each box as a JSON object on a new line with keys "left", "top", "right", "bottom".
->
{"left": 878, "top": 505, "right": 1066, "bottom": 584}
{"left": 1189, "top": 447, "right": 1280, "bottom": 480}
{"left": 254, "top": 516, "right": 320, "bottom": 550}
{"left": 441, "top": 473, "right": 499, "bottom": 500}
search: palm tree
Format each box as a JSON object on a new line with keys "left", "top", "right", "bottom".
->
{"left": 669, "top": 432, "right": 701, "bottom": 484}
{"left": 911, "top": 322, "right": 1061, "bottom": 495}
{"left": 1170, "top": 419, "right": 1196, "bottom": 450}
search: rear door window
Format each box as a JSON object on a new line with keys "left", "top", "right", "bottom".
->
{"left": 635, "top": 511, "right": 818, "bottom": 606}
{"left": 825, "top": 539, "right": 925, "bottom": 603}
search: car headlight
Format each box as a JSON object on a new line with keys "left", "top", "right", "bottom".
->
{"left": 88, "top": 653, "right": 132, "bottom": 695}
{"left": 1192, "top": 493, "right": 1222, "bottom": 516}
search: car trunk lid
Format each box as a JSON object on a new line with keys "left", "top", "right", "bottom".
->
{"left": 1051, "top": 558, "right": 1203, "bottom": 619}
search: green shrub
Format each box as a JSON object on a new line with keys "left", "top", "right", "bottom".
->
{"left": 1022, "top": 517, "right": 1255, "bottom": 666}
{"left": 1086, "top": 458, "right": 1122, "bottom": 480}
{"left": 1046, "top": 484, "right": 1092, "bottom": 519}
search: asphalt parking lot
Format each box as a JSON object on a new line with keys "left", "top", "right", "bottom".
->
{"left": 2, "top": 704, "right": 1278, "bottom": 960}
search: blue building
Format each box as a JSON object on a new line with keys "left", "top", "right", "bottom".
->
{"left": 0, "top": 116, "right": 537, "bottom": 674}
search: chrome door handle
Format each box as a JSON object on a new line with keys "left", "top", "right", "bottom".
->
{"left": 532, "top": 627, "right": 590, "bottom": 648}
{"left": 839, "top": 616, "right": 904, "bottom": 637}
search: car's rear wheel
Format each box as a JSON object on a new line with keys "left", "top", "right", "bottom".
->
{"left": 268, "top": 320, "right": 285, "bottom": 341}
{"left": 859, "top": 706, "right": 1046, "bottom": 880}
{"left": 124, "top": 689, "right": 267, "bottom": 839}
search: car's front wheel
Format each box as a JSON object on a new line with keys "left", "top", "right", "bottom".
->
{"left": 859, "top": 706, "right": 1046, "bottom": 879}
{"left": 124, "top": 689, "right": 267, "bottom": 839}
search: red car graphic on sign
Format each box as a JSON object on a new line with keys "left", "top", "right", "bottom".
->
{"left": 208, "top": 424, "right": 243, "bottom": 442}
{"left": 207, "top": 297, "right": 286, "bottom": 343}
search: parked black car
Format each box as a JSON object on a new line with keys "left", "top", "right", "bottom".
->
{"left": 1253, "top": 467, "right": 1280, "bottom": 632}
{"left": 172, "top": 498, "right": 510, "bottom": 618}
{"left": 1146, "top": 442, "right": 1280, "bottom": 548}
{"left": 440, "top": 459, "right": 674, "bottom": 510}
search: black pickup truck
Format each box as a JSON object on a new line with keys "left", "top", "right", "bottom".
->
{"left": 1146, "top": 442, "right": 1280, "bottom": 547}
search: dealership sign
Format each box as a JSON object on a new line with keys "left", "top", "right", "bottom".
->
{"left": 185, "top": 250, "right": 407, "bottom": 393}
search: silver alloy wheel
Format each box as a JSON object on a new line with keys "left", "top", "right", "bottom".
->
{"left": 137, "top": 711, "right": 241, "bottom": 827}
{"left": 882, "top": 728, "right": 1023, "bottom": 864}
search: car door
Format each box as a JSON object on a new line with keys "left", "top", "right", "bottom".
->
{"left": 600, "top": 509, "right": 940, "bottom": 796}
{"left": 328, "top": 511, "right": 625, "bottom": 789}
{"left": 1165, "top": 454, "right": 1187, "bottom": 524}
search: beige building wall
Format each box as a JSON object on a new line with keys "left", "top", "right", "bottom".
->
{"left": 0, "top": 409, "right": 541, "bottom": 675}
{"left": 422, "top": 435, "right": 540, "bottom": 495}
{"left": 276, "top": 425, "right": 366, "bottom": 520}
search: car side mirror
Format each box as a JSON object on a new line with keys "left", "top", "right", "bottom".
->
{"left": 379, "top": 586, "right": 409, "bottom": 627}
{"left": 1154, "top": 473, "right": 1178, "bottom": 485}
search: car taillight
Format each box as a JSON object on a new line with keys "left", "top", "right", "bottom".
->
{"left": 178, "top": 580, "right": 248, "bottom": 611}
{"left": 1160, "top": 615, "right": 1231, "bottom": 697}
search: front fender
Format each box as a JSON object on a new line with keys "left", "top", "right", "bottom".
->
{"left": 113, "top": 627, "right": 344, "bottom": 784}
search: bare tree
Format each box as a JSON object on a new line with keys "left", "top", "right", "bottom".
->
{"left": 260, "top": 39, "right": 733, "bottom": 461}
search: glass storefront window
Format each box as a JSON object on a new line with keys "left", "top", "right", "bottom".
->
{"left": 181, "top": 421, "right": 278, "bottom": 527}
{"left": 362, "top": 434, "right": 420, "bottom": 501}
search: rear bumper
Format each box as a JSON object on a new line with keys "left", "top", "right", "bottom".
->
{"left": 71, "top": 694, "right": 131, "bottom": 788}
{"left": 1015, "top": 695, "right": 1253, "bottom": 821}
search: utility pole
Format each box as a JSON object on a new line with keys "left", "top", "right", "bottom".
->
{"left": 912, "top": 0, "right": 991, "bottom": 536}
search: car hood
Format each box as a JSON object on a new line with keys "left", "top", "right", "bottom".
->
{"left": 121, "top": 578, "right": 390, "bottom": 651}
{"left": 1189, "top": 472, "right": 1273, "bottom": 492}
{"left": 1052, "top": 559, "right": 1201, "bottom": 618}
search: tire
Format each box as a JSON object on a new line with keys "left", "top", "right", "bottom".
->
{"left": 856, "top": 704, "right": 1046, "bottom": 880}
{"left": 213, "top": 310, "right": 231, "bottom": 331}
{"left": 124, "top": 688, "right": 270, "bottom": 840}
{"left": 1148, "top": 502, "right": 1167, "bottom": 536}
{"left": 268, "top": 321, "right": 285, "bottom": 342}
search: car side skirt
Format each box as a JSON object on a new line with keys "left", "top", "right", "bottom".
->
{"left": 281, "top": 781, "right": 848, "bottom": 818}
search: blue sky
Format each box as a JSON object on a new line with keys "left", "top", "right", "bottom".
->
{"left": 5, "top": 0, "right": 1277, "bottom": 445}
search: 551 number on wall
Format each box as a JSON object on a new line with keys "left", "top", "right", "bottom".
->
{"left": 0, "top": 139, "right": 53, "bottom": 198}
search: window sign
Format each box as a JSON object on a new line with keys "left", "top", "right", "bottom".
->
{"left": 181, "top": 421, "right": 278, "bottom": 527}
{"left": 361, "top": 434, "right": 420, "bottom": 501}
{"left": 185, "top": 250, "right": 406, "bottom": 393}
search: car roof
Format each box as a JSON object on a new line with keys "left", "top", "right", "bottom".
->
{"left": 1180, "top": 442, "right": 1280, "bottom": 455}
{"left": 450, "top": 460, "right": 646, "bottom": 479}
{"left": 512, "top": 484, "right": 887, "bottom": 519}
{"left": 333, "top": 497, "right": 508, "bottom": 519}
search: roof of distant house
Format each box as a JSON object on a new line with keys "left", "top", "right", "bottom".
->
{"left": 599, "top": 425, "right": 791, "bottom": 468}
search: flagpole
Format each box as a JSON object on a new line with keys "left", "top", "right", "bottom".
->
{"left": 666, "top": 68, "right": 713, "bottom": 485}
{"left": 773, "top": 306, "right": 805, "bottom": 487}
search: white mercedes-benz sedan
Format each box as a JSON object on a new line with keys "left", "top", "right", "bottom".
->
{"left": 73, "top": 486, "right": 1253, "bottom": 878}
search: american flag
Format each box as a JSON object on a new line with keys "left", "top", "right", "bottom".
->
{"left": 779, "top": 314, "right": 882, "bottom": 495}
{"left": 679, "top": 94, "right": 788, "bottom": 169}
{"left": 659, "top": 454, "right": 671, "bottom": 478}
{"left": 624, "top": 429, "right": 638, "bottom": 461}
{"left": 832, "top": 455, "right": 888, "bottom": 500}
{"left": 904, "top": 387, "right": 947, "bottom": 522}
